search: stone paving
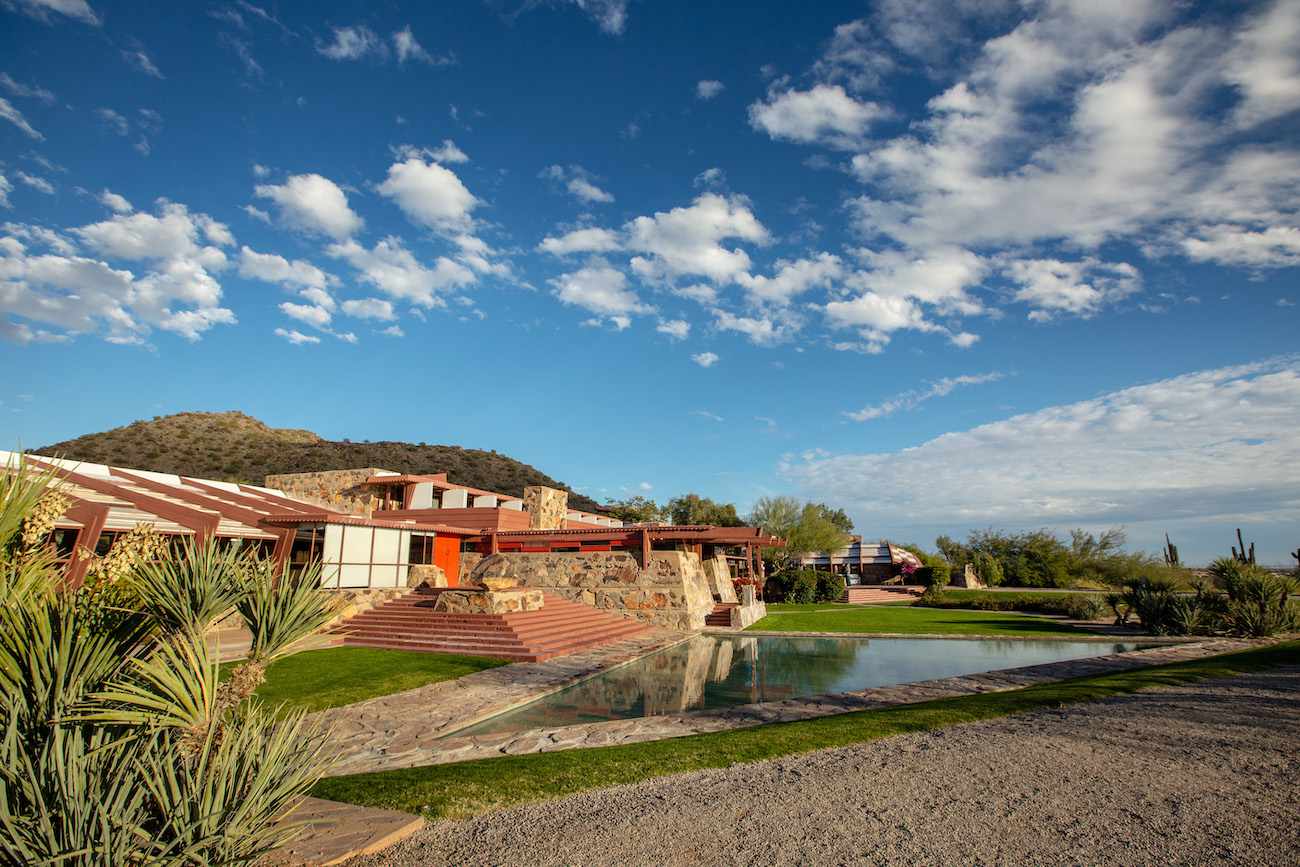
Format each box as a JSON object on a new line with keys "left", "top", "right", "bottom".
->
{"left": 266, "top": 797, "right": 425, "bottom": 866}
{"left": 328, "top": 637, "right": 1261, "bottom": 772}
{"left": 318, "top": 628, "right": 688, "bottom": 775}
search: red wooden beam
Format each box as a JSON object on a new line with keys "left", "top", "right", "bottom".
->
{"left": 62, "top": 495, "right": 108, "bottom": 588}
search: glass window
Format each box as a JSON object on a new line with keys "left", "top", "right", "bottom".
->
{"left": 408, "top": 533, "right": 434, "bottom": 565}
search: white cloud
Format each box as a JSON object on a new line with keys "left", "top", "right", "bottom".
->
{"left": 625, "top": 193, "right": 769, "bottom": 284}
{"left": 94, "top": 107, "right": 127, "bottom": 136}
{"left": 0, "top": 174, "right": 10, "bottom": 208}
{"left": 540, "top": 164, "right": 614, "bottom": 204}
{"left": 847, "top": 246, "right": 987, "bottom": 316}
{"left": 237, "top": 246, "right": 334, "bottom": 292}
{"left": 696, "top": 79, "right": 725, "bottom": 100}
{"left": 784, "top": 358, "right": 1300, "bottom": 548}
{"left": 381, "top": 324, "right": 405, "bottom": 337}
{"left": 673, "top": 283, "right": 718, "bottom": 305}
{"left": 278, "top": 301, "right": 331, "bottom": 328}
{"left": 6, "top": 0, "right": 99, "bottom": 25}
{"left": 98, "top": 189, "right": 132, "bottom": 213}
{"left": 340, "top": 297, "right": 395, "bottom": 320}
{"left": 1180, "top": 225, "right": 1300, "bottom": 269}
{"left": 693, "top": 167, "right": 725, "bottom": 189}
{"left": 0, "top": 97, "right": 43, "bottom": 140}
{"left": 559, "top": 0, "right": 628, "bottom": 35}
{"left": 748, "top": 84, "right": 885, "bottom": 149}
{"left": 737, "top": 252, "right": 842, "bottom": 306}
{"left": 326, "top": 237, "right": 474, "bottom": 307}
{"left": 692, "top": 409, "right": 724, "bottom": 422}
{"left": 712, "top": 308, "right": 797, "bottom": 346}
{"left": 274, "top": 327, "right": 320, "bottom": 345}
{"left": 538, "top": 226, "right": 622, "bottom": 256}
{"left": 241, "top": 204, "right": 270, "bottom": 223}
{"left": 0, "top": 73, "right": 55, "bottom": 104}
{"left": 377, "top": 158, "right": 478, "bottom": 233}
{"left": 1005, "top": 258, "right": 1142, "bottom": 320}
{"left": 393, "top": 140, "right": 469, "bottom": 164}
{"left": 1223, "top": 0, "right": 1300, "bottom": 128}
{"left": 550, "top": 259, "right": 652, "bottom": 321}
{"left": 656, "top": 319, "right": 690, "bottom": 340}
{"left": 14, "top": 171, "right": 53, "bottom": 194}
{"left": 317, "top": 25, "right": 383, "bottom": 61}
{"left": 392, "top": 25, "right": 451, "bottom": 64}
{"left": 254, "top": 173, "right": 363, "bottom": 239}
{"left": 1, "top": 200, "right": 237, "bottom": 343}
{"left": 122, "top": 48, "right": 163, "bottom": 78}
{"left": 252, "top": 163, "right": 271, "bottom": 178}
{"left": 691, "top": 351, "right": 719, "bottom": 368}
{"left": 846, "top": 372, "right": 1004, "bottom": 421}
{"left": 1, "top": 222, "right": 75, "bottom": 254}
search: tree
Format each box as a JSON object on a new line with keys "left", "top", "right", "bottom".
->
{"left": 0, "top": 460, "right": 338, "bottom": 864}
{"left": 808, "top": 503, "right": 854, "bottom": 534}
{"left": 750, "top": 496, "right": 849, "bottom": 573}
{"left": 664, "top": 493, "right": 743, "bottom": 527}
{"left": 603, "top": 496, "right": 665, "bottom": 524}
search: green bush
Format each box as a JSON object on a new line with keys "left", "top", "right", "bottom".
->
{"left": 1210, "top": 558, "right": 1298, "bottom": 638}
{"left": 787, "top": 572, "right": 818, "bottom": 605}
{"left": 972, "top": 552, "right": 1003, "bottom": 587}
{"left": 1123, "top": 576, "right": 1186, "bottom": 635}
{"left": 814, "top": 571, "right": 845, "bottom": 603}
{"left": 916, "top": 590, "right": 1104, "bottom": 620}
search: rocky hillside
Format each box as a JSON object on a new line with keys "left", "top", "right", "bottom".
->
{"left": 33, "top": 411, "right": 602, "bottom": 512}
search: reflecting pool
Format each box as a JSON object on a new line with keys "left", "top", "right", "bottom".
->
{"left": 456, "top": 634, "right": 1141, "bottom": 736}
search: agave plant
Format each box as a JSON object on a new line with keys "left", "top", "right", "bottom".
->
{"left": 0, "top": 457, "right": 337, "bottom": 864}
{"left": 1210, "top": 557, "right": 1299, "bottom": 637}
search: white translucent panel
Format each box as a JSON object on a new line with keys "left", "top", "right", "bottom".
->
{"left": 369, "top": 564, "right": 398, "bottom": 587}
{"left": 339, "top": 564, "right": 371, "bottom": 587}
{"left": 441, "top": 489, "right": 469, "bottom": 508}
{"left": 408, "top": 482, "right": 435, "bottom": 509}
{"left": 323, "top": 525, "right": 343, "bottom": 563}
{"left": 371, "top": 528, "right": 400, "bottom": 565}
{"left": 473, "top": 495, "right": 498, "bottom": 508}
{"left": 319, "top": 561, "right": 341, "bottom": 587}
{"left": 341, "top": 526, "right": 374, "bottom": 564}
{"left": 501, "top": 500, "right": 524, "bottom": 511}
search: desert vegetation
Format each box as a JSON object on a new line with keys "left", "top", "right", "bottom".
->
{"left": 1, "top": 462, "right": 341, "bottom": 863}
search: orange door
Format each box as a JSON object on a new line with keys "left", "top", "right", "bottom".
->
{"left": 434, "top": 536, "right": 461, "bottom": 587}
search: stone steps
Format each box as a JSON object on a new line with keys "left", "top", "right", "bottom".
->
{"left": 841, "top": 585, "right": 924, "bottom": 605}
{"left": 705, "top": 603, "right": 738, "bottom": 628}
{"left": 333, "top": 588, "right": 651, "bottom": 662}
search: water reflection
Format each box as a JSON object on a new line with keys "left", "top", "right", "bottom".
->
{"left": 458, "top": 635, "right": 1138, "bottom": 736}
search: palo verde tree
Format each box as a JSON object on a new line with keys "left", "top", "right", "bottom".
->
{"left": 749, "top": 496, "right": 851, "bottom": 574}
{"left": 0, "top": 458, "right": 340, "bottom": 864}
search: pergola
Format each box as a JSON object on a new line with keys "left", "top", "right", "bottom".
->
{"left": 478, "top": 524, "right": 783, "bottom": 575}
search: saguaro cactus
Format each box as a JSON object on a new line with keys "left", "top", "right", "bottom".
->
{"left": 1231, "top": 528, "right": 1256, "bottom": 565}
{"left": 1162, "top": 533, "right": 1180, "bottom": 568}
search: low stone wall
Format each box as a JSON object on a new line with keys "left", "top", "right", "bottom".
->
{"left": 729, "top": 599, "right": 767, "bottom": 629}
{"left": 458, "top": 552, "right": 483, "bottom": 584}
{"left": 703, "top": 555, "right": 737, "bottom": 603}
{"left": 408, "top": 563, "right": 447, "bottom": 588}
{"left": 323, "top": 586, "right": 412, "bottom": 628}
{"left": 469, "top": 550, "right": 716, "bottom": 630}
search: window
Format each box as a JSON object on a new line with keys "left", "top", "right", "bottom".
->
{"left": 48, "top": 527, "right": 78, "bottom": 560}
{"left": 409, "top": 533, "right": 435, "bottom": 565}
{"left": 289, "top": 525, "right": 325, "bottom": 568}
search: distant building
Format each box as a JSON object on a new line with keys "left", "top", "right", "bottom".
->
{"left": 797, "top": 536, "right": 922, "bottom": 583}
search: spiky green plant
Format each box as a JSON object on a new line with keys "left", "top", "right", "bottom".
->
{"left": 0, "top": 458, "right": 336, "bottom": 864}
{"left": 1210, "top": 557, "right": 1298, "bottom": 637}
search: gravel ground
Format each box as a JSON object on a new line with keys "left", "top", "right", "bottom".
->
{"left": 357, "top": 666, "right": 1300, "bottom": 866}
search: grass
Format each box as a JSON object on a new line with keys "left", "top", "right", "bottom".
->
{"left": 748, "top": 603, "right": 1088, "bottom": 637}
{"left": 311, "top": 640, "right": 1299, "bottom": 820}
{"left": 240, "top": 646, "right": 507, "bottom": 713}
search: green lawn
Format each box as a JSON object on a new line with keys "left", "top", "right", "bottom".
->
{"left": 311, "top": 640, "right": 1300, "bottom": 820}
{"left": 243, "top": 646, "right": 507, "bottom": 713}
{"left": 748, "top": 603, "right": 1088, "bottom": 637}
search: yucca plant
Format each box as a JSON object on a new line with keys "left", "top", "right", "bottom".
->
{"left": 0, "top": 457, "right": 337, "bottom": 864}
{"left": 1209, "top": 557, "right": 1299, "bottom": 637}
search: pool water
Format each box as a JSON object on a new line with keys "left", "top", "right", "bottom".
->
{"left": 456, "top": 634, "right": 1141, "bottom": 736}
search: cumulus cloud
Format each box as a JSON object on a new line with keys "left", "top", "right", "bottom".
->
{"left": 737, "top": 252, "right": 842, "bottom": 306}
{"left": 326, "top": 236, "right": 474, "bottom": 307}
{"left": 696, "top": 79, "right": 724, "bottom": 100}
{"left": 537, "top": 227, "right": 622, "bottom": 256}
{"left": 99, "top": 189, "right": 132, "bottom": 213}
{"left": 274, "top": 327, "right": 319, "bottom": 345}
{"left": 2, "top": 200, "right": 237, "bottom": 343}
{"left": 711, "top": 308, "right": 798, "bottom": 346}
{"left": 748, "top": 83, "right": 885, "bottom": 149}
{"left": 0, "top": 175, "right": 13, "bottom": 209}
{"left": 392, "top": 25, "right": 452, "bottom": 65}
{"left": 1005, "top": 258, "right": 1142, "bottom": 320}
{"left": 316, "top": 25, "right": 383, "bottom": 61}
{"left": 656, "top": 319, "right": 690, "bottom": 340}
{"left": 15, "top": 171, "right": 53, "bottom": 194}
{"left": 626, "top": 193, "right": 769, "bottom": 284}
{"left": 377, "top": 157, "right": 478, "bottom": 233}
{"left": 340, "top": 297, "right": 395, "bottom": 320}
{"left": 784, "top": 358, "right": 1300, "bottom": 553}
{"left": 254, "top": 173, "right": 363, "bottom": 239}
{"left": 846, "top": 372, "right": 1004, "bottom": 421}
{"left": 278, "top": 301, "right": 331, "bottom": 328}
{"left": 237, "top": 246, "right": 334, "bottom": 293}
{"left": 691, "top": 351, "right": 719, "bottom": 368}
{"left": 392, "top": 140, "right": 469, "bottom": 164}
{"left": 540, "top": 164, "right": 614, "bottom": 204}
{"left": 550, "top": 259, "right": 652, "bottom": 323}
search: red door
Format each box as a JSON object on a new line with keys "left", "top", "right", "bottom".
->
{"left": 434, "top": 536, "right": 461, "bottom": 587}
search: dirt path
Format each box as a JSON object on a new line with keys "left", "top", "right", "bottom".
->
{"left": 355, "top": 666, "right": 1300, "bottom": 866}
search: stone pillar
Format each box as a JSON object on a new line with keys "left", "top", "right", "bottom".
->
{"left": 524, "top": 485, "right": 568, "bottom": 530}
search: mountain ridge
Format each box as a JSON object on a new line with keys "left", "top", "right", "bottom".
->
{"left": 32, "top": 411, "right": 602, "bottom": 512}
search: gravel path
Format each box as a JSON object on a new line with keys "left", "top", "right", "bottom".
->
{"left": 356, "top": 666, "right": 1300, "bottom": 866}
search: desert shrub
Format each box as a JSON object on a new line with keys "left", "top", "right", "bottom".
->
{"left": 1122, "top": 575, "right": 1185, "bottom": 635}
{"left": 763, "top": 573, "right": 791, "bottom": 602}
{"left": 1210, "top": 558, "right": 1298, "bottom": 637}
{"left": 915, "top": 590, "right": 1104, "bottom": 620}
{"left": 1167, "top": 582, "right": 1225, "bottom": 636}
{"left": 814, "top": 571, "right": 845, "bottom": 603}
{"left": 787, "top": 571, "right": 818, "bottom": 604}
{"left": 1106, "top": 592, "right": 1133, "bottom": 626}
{"left": 972, "top": 552, "right": 1004, "bottom": 587}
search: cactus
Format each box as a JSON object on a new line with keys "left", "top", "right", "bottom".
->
{"left": 1290, "top": 547, "right": 1299, "bottom": 570}
{"left": 1162, "top": 533, "right": 1180, "bottom": 568}
{"left": 1230, "top": 527, "right": 1256, "bottom": 565}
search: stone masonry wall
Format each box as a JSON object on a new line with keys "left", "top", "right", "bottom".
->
{"left": 523, "top": 485, "right": 568, "bottom": 530}
{"left": 468, "top": 549, "right": 715, "bottom": 630}
{"left": 703, "top": 554, "right": 737, "bottom": 603}
{"left": 265, "top": 468, "right": 388, "bottom": 516}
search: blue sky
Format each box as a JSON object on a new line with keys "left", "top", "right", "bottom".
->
{"left": 2, "top": 0, "right": 1298, "bottom": 563}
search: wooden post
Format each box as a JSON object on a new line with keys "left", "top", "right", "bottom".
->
{"left": 639, "top": 527, "right": 651, "bottom": 569}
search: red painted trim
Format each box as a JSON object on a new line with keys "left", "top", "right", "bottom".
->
{"left": 62, "top": 495, "right": 109, "bottom": 588}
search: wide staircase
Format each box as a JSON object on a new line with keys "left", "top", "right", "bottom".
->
{"left": 329, "top": 587, "right": 650, "bottom": 662}
{"left": 841, "top": 585, "right": 924, "bottom": 604}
